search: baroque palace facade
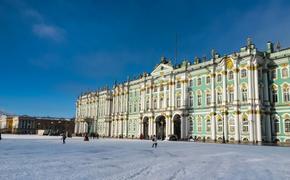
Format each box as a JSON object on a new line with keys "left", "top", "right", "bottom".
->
{"left": 75, "top": 40, "right": 290, "bottom": 143}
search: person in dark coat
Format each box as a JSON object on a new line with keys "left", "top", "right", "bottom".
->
{"left": 62, "top": 133, "right": 67, "bottom": 144}
{"left": 84, "top": 133, "right": 89, "bottom": 141}
{"left": 152, "top": 135, "right": 157, "bottom": 148}
{"left": 0, "top": 132, "right": 2, "bottom": 140}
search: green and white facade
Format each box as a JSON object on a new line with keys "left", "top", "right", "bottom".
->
{"left": 75, "top": 41, "right": 290, "bottom": 143}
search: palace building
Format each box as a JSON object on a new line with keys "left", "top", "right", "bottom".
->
{"left": 74, "top": 40, "right": 290, "bottom": 144}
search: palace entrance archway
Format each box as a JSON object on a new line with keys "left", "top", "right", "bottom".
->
{"left": 156, "top": 115, "right": 166, "bottom": 140}
{"left": 143, "top": 117, "right": 149, "bottom": 139}
{"left": 173, "top": 114, "right": 181, "bottom": 140}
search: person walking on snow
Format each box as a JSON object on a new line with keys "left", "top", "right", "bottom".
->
{"left": 62, "top": 133, "right": 67, "bottom": 144}
{"left": 152, "top": 135, "right": 157, "bottom": 148}
{"left": 0, "top": 132, "right": 2, "bottom": 140}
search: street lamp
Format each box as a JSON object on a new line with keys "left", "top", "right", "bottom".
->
{"left": 222, "top": 116, "right": 226, "bottom": 144}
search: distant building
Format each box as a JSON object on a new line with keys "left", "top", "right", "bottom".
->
{"left": 0, "top": 114, "right": 7, "bottom": 131}
{"left": 75, "top": 40, "right": 290, "bottom": 144}
{"left": 0, "top": 115, "right": 74, "bottom": 135}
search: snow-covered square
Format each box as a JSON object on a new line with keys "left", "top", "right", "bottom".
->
{"left": 0, "top": 135, "right": 289, "bottom": 180}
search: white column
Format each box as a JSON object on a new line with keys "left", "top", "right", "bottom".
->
{"left": 171, "top": 76, "right": 175, "bottom": 109}
{"left": 249, "top": 112, "right": 254, "bottom": 142}
{"left": 168, "top": 78, "right": 172, "bottom": 110}
{"left": 211, "top": 71, "right": 216, "bottom": 140}
{"left": 165, "top": 118, "right": 169, "bottom": 137}
{"left": 265, "top": 113, "right": 272, "bottom": 142}
{"left": 224, "top": 114, "right": 228, "bottom": 141}
{"left": 234, "top": 113, "right": 240, "bottom": 141}
{"left": 148, "top": 117, "right": 152, "bottom": 136}
{"left": 181, "top": 80, "right": 185, "bottom": 107}
{"left": 256, "top": 110, "right": 262, "bottom": 142}
{"left": 157, "top": 87, "right": 160, "bottom": 109}
{"left": 181, "top": 115, "right": 185, "bottom": 139}
{"left": 149, "top": 83, "right": 153, "bottom": 110}
{"left": 153, "top": 117, "right": 156, "bottom": 136}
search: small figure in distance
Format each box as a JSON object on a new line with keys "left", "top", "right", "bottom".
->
{"left": 84, "top": 133, "right": 89, "bottom": 141}
{"left": 0, "top": 132, "right": 2, "bottom": 141}
{"left": 152, "top": 135, "right": 157, "bottom": 148}
{"left": 62, "top": 133, "right": 67, "bottom": 144}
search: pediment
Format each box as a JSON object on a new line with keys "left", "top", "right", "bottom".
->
{"left": 151, "top": 63, "right": 173, "bottom": 76}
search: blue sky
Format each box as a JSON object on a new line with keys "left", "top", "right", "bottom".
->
{"left": 1, "top": 0, "right": 290, "bottom": 117}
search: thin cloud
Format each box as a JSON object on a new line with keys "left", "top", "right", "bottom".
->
{"left": 7, "top": 0, "right": 66, "bottom": 42}
{"left": 24, "top": 9, "right": 44, "bottom": 22}
{"left": 33, "top": 23, "right": 65, "bottom": 42}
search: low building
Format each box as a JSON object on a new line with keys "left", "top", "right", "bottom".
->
{"left": 0, "top": 115, "right": 74, "bottom": 136}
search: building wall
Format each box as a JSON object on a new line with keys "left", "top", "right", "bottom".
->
{"left": 75, "top": 42, "right": 290, "bottom": 143}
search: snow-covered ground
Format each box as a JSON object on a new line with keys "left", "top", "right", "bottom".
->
{"left": 0, "top": 134, "right": 289, "bottom": 180}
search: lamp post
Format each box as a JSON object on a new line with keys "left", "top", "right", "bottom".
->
{"left": 222, "top": 116, "right": 226, "bottom": 144}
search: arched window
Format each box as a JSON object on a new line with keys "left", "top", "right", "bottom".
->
{"left": 206, "top": 119, "right": 211, "bottom": 132}
{"left": 189, "top": 79, "right": 193, "bottom": 87}
{"left": 189, "top": 95, "right": 193, "bottom": 107}
{"left": 160, "top": 85, "right": 164, "bottom": 91}
{"left": 242, "top": 118, "right": 249, "bottom": 132}
{"left": 285, "top": 119, "right": 290, "bottom": 133}
{"left": 154, "top": 86, "right": 157, "bottom": 92}
{"left": 241, "top": 69, "right": 247, "bottom": 78}
{"left": 272, "top": 88, "right": 278, "bottom": 103}
{"left": 283, "top": 87, "right": 290, "bottom": 102}
{"left": 282, "top": 68, "right": 288, "bottom": 78}
{"left": 217, "top": 92, "right": 222, "bottom": 104}
{"left": 176, "top": 96, "right": 181, "bottom": 107}
{"left": 228, "top": 71, "right": 234, "bottom": 80}
{"left": 146, "top": 88, "right": 150, "bottom": 94}
{"left": 197, "top": 77, "right": 201, "bottom": 85}
{"left": 229, "top": 119, "right": 235, "bottom": 133}
{"left": 217, "top": 119, "right": 223, "bottom": 132}
{"left": 274, "top": 119, "right": 279, "bottom": 133}
{"left": 197, "top": 119, "right": 202, "bottom": 132}
{"left": 159, "top": 98, "right": 163, "bottom": 108}
{"left": 271, "top": 69, "right": 276, "bottom": 79}
{"left": 146, "top": 100, "right": 150, "bottom": 110}
{"left": 228, "top": 89, "right": 234, "bottom": 103}
{"left": 176, "top": 82, "right": 181, "bottom": 89}
{"left": 153, "top": 99, "right": 157, "bottom": 109}
{"left": 242, "top": 88, "right": 248, "bottom": 102}
{"left": 166, "top": 97, "right": 169, "bottom": 107}
{"left": 197, "top": 94, "right": 202, "bottom": 106}
{"left": 206, "top": 93, "right": 211, "bottom": 105}
{"left": 189, "top": 117, "right": 193, "bottom": 132}
{"left": 217, "top": 74, "right": 222, "bottom": 82}
{"left": 206, "top": 76, "right": 211, "bottom": 84}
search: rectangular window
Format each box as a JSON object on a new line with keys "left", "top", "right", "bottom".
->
{"left": 206, "top": 94, "right": 211, "bottom": 105}
{"left": 206, "top": 76, "right": 211, "bottom": 84}
{"left": 241, "top": 69, "right": 247, "bottom": 78}
{"left": 217, "top": 92, "right": 222, "bottom": 104}
{"left": 189, "top": 79, "right": 193, "bottom": 87}
{"left": 189, "top": 96, "right": 193, "bottom": 107}
{"left": 176, "top": 97, "right": 181, "bottom": 107}
{"left": 272, "top": 69, "right": 276, "bottom": 79}
{"left": 242, "top": 89, "right": 248, "bottom": 102}
{"left": 217, "top": 74, "right": 222, "bottom": 82}
{"left": 272, "top": 90, "right": 278, "bottom": 103}
{"left": 228, "top": 91, "right": 234, "bottom": 103}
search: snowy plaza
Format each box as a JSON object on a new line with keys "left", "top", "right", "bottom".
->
{"left": 0, "top": 135, "right": 290, "bottom": 180}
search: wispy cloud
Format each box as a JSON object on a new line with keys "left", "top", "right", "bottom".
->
{"left": 8, "top": 0, "right": 66, "bottom": 42}
{"left": 32, "top": 23, "right": 65, "bottom": 42}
